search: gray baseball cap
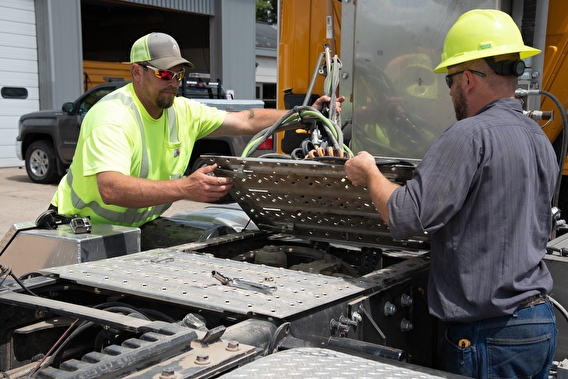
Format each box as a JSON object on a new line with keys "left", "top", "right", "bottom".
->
{"left": 130, "top": 32, "right": 194, "bottom": 69}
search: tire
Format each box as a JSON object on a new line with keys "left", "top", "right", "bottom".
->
{"left": 25, "top": 140, "right": 61, "bottom": 184}
{"left": 186, "top": 155, "right": 210, "bottom": 176}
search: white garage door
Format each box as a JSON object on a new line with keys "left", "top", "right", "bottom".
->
{"left": 0, "top": 0, "right": 38, "bottom": 168}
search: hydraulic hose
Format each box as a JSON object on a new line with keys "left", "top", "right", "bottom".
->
{"left": 241, "top": 106, "right": 353, "bottom": 158}
{"left": 516, "top": 88, "right": 568, "bottom": 211}
{"left": 547, "top": 295, "right": 568, "bottom": 323}
{"left": 242, "top": 46, "right": 347, "bottom": 161}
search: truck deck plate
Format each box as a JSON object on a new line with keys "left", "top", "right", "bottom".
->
{"left": 218, "top": 347, "right": 451, "bottom": 379}
{"left": 208, "top": 156, "right": 429, "bottom": 249}
{"left": 41, "top": 249, "right": 375, "bottom": 319}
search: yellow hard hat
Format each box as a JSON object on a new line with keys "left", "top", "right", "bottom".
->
{"left": 434, "top": 9, "right": 541, "bottom": 73}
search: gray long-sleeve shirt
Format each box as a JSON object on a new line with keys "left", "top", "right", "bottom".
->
{"left": 389, "top": 98, "right": 558, "bottom": 322}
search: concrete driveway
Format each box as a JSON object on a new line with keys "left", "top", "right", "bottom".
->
{"left": 0, "top": 166, "right": 205, "bottom": 236}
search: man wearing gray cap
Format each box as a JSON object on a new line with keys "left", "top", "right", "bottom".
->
{"left": 50, "top": 32, "right": 343, "bottom": 227}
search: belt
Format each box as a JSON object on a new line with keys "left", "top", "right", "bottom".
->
{"left": 517, "top": 295, "right": 546, "bottom": 310}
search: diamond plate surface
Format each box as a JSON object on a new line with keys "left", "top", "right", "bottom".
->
{"left": 207, "top": 156, "right": 429, "bottom": 249}
{"left": 218, "top": 347, "right": 446, "bottom": 378}
{"left": 41, "top": 249, "right": 374, "bottom": 319}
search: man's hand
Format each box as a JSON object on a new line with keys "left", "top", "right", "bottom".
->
{"left": 184, "top": 164, "right": 233, "bottom": 202}
{"left": 344, "top": 151, "right": 379, "bottom": 186}
{"left": 311, "top": 95, "right": 346, "bottom": 115}
{"left": 344, "top": 151, "right": 400, "bottom": 225}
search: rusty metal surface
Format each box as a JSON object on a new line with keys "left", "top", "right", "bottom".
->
{"left": 123, "top": 335, "right": 260, "bottom": 379}
{"left": 208, "top": 156, "right": 429, "bottom": 249}
{"left": 40, "top": 249, "right": 375, "bottom": 319}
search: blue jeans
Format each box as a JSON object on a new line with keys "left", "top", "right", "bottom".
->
{"left": 443, "top": 300, "right": 557, "bottom": 379}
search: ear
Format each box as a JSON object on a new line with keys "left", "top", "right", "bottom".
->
{"left": 462, "top": 70, "right": 477, "bottom": 93}
{"left": 131, "top": 64, "right": 143, "bottom": 81}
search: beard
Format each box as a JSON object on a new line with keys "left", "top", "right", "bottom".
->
{"left": 452, "top": 83, "right": 468, "bottom": 121}
{"left": 156, "top": 89, "right": 177, "bottom": 109}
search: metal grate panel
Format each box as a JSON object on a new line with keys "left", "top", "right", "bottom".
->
{"left": 218, "top": 347, "right": 449, "bottom": 378}
{"left": 41, "top": 250, "right": 374, "bottom": 319}
{"left": 208, "top": 156, "right": 429, "bottom": 249}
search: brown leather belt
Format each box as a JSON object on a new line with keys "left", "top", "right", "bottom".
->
{"left": 517, "top": 295, "right": 546, "bottom": 310}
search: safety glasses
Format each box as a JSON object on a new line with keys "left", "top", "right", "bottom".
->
{"left": 445, "top": 69, "right": 486, "bottom": 88}
{"left": 139, "top": 63, "right": 185, "bottom": 81}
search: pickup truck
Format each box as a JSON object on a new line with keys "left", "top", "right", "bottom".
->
{"left": 15, "top": 79, "right": 268, "bottom": 184}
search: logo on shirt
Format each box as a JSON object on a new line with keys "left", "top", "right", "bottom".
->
{"left": 173, "top": 148, "right": 180, "bottom": 158}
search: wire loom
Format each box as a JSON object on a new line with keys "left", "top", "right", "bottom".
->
{"left": 242, "top": 46, "right": 349, "bottom": 162}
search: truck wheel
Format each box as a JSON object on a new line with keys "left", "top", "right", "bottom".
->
{"left": 186, "top": 154, "right": 222, "bottom": 176}
{"left": 25, "top": 140, "right": 60, "bottom": 184}
{"left": 188, "top": 156, "right": 209, "bottom": 176}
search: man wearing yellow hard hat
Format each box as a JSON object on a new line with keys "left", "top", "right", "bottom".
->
{"left": 345, "top": 9, "right": 557, "bottom": 378}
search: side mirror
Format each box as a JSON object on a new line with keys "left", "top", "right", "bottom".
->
{"left": 62, "top": 102, "right": 74, "bottom": 113}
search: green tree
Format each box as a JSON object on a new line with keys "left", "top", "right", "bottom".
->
{"left": 256, "top": 0, "right": 277, "bottom": 24}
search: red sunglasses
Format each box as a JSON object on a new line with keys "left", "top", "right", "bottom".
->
{"left": 139, "top": 63, "right": 185, "bottom": 81}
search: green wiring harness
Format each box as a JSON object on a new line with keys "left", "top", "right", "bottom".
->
{"left": 241, "top": 105, "right": 353, "bottom": 159}
{"left": 242, "top": 47, "right": 352, "bottom": 161}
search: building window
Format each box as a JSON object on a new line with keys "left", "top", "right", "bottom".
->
{"left": 256, "top": 83, "right": 276, "bottom": 109}
{"left": 1, "top": 87, "right": 28, "bottom": 99}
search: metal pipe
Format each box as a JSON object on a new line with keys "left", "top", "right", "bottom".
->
{"left": 303, "top": 52, "right": 325, "bottom": 106}
{"left": 223, "top": 318, "right": 278, "bottom": 353}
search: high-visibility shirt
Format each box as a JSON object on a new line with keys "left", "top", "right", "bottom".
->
{"left": 51, "top": 83, "right": 226, "bottom": 227}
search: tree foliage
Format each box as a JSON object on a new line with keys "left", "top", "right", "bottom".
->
{"left": 256, "top": 0, "right": 277, "bottom": 24}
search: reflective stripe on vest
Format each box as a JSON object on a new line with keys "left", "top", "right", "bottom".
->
{"left": 67, "top": 90, "right": 177, "bottom": 225}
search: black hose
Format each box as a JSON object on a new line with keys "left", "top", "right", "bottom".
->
{"left": 0, "top": 264, "right": 38, "bottom": 297}
{"left": 516, "top": 88, "right": 568, "bottom": 239}
{"left": 538, "top": 90, "right": 568, "bottom": 209}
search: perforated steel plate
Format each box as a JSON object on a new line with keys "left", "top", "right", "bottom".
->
{"left": 207, "top": 156, "right": 429, "bottom": 249}
{"left": 41, "top": 249, "right": 375, "bottom": 319}
{"left": 218, "top": 347, "right": 450, "bottom": 378}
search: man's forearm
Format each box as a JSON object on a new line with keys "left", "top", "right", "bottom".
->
{"left": 97, "top": 172, "right": 186, "bottom": 208}
{"left": 367, "top": 173, "right": 400, "bottom": 225}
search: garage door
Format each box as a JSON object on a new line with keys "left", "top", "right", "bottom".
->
{"left": 0, "top": 0, "right": 38, "bottom": 168}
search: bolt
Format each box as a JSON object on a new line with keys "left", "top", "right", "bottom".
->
{"left": 401, "top": 318, "right": 414, "bottom": 332}
{"left": 341, "top": 72, "right": 349, "bottom": 79}
{"left": 226, "top": 341, "right": 240, "bottom": 352}
{"left": 194, "top": 354, "right": 210, "bottom": 365}
{"left": 35, "top": 310, "right": 46, "bottom": 319}
{"left": 351, "top": 311, "right": 363, "bottom": 323}
{"left": 384, "top": 301, "right": 396, "bottom": 316}
{"left": 339, "top": 314, "right": 358, "bottom": 327}
{"left": 401, "top": 293, "right": 413, "bottom": 307}
{"left": 159, "top": 368, "right": 175, "bottom": 379}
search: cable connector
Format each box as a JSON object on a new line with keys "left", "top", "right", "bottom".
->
{"left": 515, "top": 88, "right": 541, "bottom": 97}
{"left": 0, "top": 264, "right": 11, "bottom": 276}
{"left": 524, "top": 110, "right": 553, "bottom": 121}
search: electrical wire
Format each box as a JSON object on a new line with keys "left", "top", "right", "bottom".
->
{"left": 28, "top": 319, "right": 79, "bottom": 377}
{"left": 27, "top": 303, "right": 153, "bottom": 376}
{"left": 242, "top": 46, "right": 349, "bottom": 161}
{"left": 540, "top": 90, "right": 568, "bottom": 210}
{"left": 0, "top": 264, "right": 38, "bottom": 297}
{"left": 547, "top": 295, "right": 568, "bottom": 323}
{"left": 516, "top": 89, "right": 568, "bottom": 210}
{"left": 242, "top": 106, "right": 352, "bottom": 159}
